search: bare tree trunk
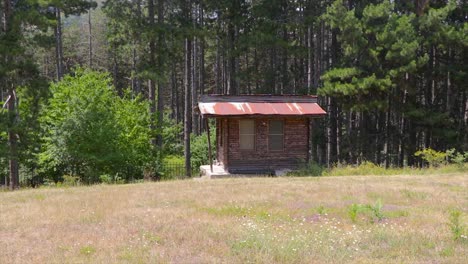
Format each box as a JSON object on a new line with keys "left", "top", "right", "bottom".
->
{"left": 215, "top": 35, "right": 221, "bottom": 94}
{"left": 307, "top": 25, "right": 313, "bottom": 93}
{"left": 132, "top": 0, "right": 142, "bottom": 96}
{"left": 131, "top": 44, "right": 138, "bottom": 94}
{"left": 198, "top": 4, "right": 205, "bottom": 131}
{"left": 226, "top": 2, "right": 238, "bottom": 95}
{"left": 3, "top": 0, "right": 19, "bottom": 190}
{"left": 148, "top": 0, "right": 157, "bottom": 147}
{"left": 156, "top": 0, "right": 165, "bottom": 148}
{"left": 112, "top": 52, "right": 119, "bottom": 93}
{"left": 88, "top": 9, "right": 92, "bottom": 68}
{"left": 192, "top": 34, "right": 199, "bottom": 135}
{"left": 184, "top": 0, "right": 192, "bottom": 177}
{"left": 54, "top": 7, "right": 63, "bottom": 80}
{"left": 383, "top": 92, "right": 391, "bottom": 168}
{"left": 227, "top": 24, "right": 236, "bottom": 95}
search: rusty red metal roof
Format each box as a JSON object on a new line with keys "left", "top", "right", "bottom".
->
{"left": 198, "top": 102, "right": 326, "bottom": 117}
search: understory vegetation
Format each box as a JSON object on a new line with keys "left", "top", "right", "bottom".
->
{"left": 0, "top": 175, "right": 466, "bottom": 263}
{"left": 290, "top": 148, "right": 467, "bottom": 177}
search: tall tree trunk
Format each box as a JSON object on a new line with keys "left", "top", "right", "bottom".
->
{"left": 184, "top": 0, "right": 192, "bottom": 177}
{"left": 132, "top": 0, "right": 142, "bottom": 96}
{"left": 215, "top": 34, "right": 221, "bottom": 94}
{"left": 88, "top": 9, "right": 92, "bottom": 68}
{"left": 7, "top": 94, "right": 18, "bottom": 190}
{"left": 307, "top": 25, "right": 313, "bottom": 93}
{"left": 192, "top": 35, "right": 199, "bottom": 135}
{"left": 198, "top": 4, "right": 205, "bottom": 130}
{"left": 3, "top": 0, "right": 19, "bottom": 190}
{"left": 148, "top": 0, "right": 157, "bottom": 147}
{"left": 227, "top": 24, "right": 236, "bottom": 95}
{"left": 112, "top": 52, "right": 119, "bottom": 93}
{"left": 383, "top": 92, "right": 391, "bottom": 168}
{"left": 226, "top": 2, "right": 238, "bottom": 95}
{"left": 54, "top": 7, "right": 63, "bottom": 80}
{"left": 156, "top": 0, "right": 164, "bottom": 148}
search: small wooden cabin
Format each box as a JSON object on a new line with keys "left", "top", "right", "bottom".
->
{"left": 198, "top": 95, "right": 326, "bottom": 175}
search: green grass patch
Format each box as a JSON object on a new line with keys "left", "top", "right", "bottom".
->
{"left": 79, "top": 245, "right": 96, "bottom": 256}
{"left": 400, "top": 189, "right": 429, "bottom": 200}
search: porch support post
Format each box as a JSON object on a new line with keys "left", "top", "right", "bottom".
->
{"left": 205, "top": 117, "right": 213, "bottom": 173}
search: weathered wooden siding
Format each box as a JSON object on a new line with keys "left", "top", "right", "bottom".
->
{"left": 223, "top": 117, "right": 309, "bottom": 173}
{"left": 216, "top": 118, "right": 229, "bottom": 167}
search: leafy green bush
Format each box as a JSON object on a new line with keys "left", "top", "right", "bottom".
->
{"left": 287, "top": 161, "right": 324, "bottom": 176}
{"left": 99, "top": 174, "right": 125, "bottom": 184}
{"left": 325, "top": 161, "right": 386, "bottom": 176}
{"left": 348, "top": 203, "right": 365, "bottom": 223}
{"left": 61, "top": 175, "right": 80, "bottom": 186}
{"left": 348, "top": 200, "right": 385, "bottom": 223}
{"left": 99, "top": 174, "right": 112, "bottom": 184}
{"left": 414, "top": 148, "right": 447, "bottom": 167}
{"left": 191, "top": 132, "right": 216, "bottom": 170}
{"left": 162, "top": 115, "right": 183, "bottom": 156}
{"left": 367, "top": 199, "right": 384, "bottom": 223}
{"left": 446, "top": 149, "right": 468, "bottom": 168}
{"left": 39, "top": 69, "right": 155, "bottom": 184}
{"left": 161, "top": 155, "right": 185, "bottom": 179}
{"left": 451, "top": 152, "right": 468, "bottom": 167}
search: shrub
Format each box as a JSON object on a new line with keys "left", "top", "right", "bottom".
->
{"left": 99, "top": 174, "right": 112, "bottom": 184}
{"left": 191, "top": 132, "right": 216, "bottom": 170}
{"left": 348, "top": 200, "right": 385, "bottom": 223}
{"left": 61, "top": 175, "right": 80, "bottom": 186}
{"left": 448, "top": 209, "right": 465, "bottom": 241}
{"left": 447, "top": 150, "right": 468, "bottom": 168}
{"left": 414, "top": 148, "right": 447, "bottom": 167}
{"left": 367, "top": 199, "right": 384, "bottom": 222}
{"left": 348, "top": 203, "right": 364, "bottom": 223}
{"left": 288, "top": 161, "right": 324, "bottom": 176}
{"left": 40, "top": 69, "right": 155, "bottom": 184}
{"left": 325, "top": 161, "right": 386, "bottom": 176}
{"left": 161, "top": 155, "right": 185, "bottom": 179}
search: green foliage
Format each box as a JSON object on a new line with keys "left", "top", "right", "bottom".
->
{"left": 190, "top": 132, "right": 216, "bottom": 170}
{"left": 40, "top": 69, "right": 155, "bottom": 183}
{"left": 160, "top": 155, "right": 185, "bottom": 180}
{"left": 448, "top": 209, "right": 465, "bottom": 241}
{"left": 162, "top": 115, "right": 183, "bottom": 156}
{"left": 320, "top": 0, "right": 423, "bottom": 110}
{"left": 367, "top": 199, "right": 384, "bottom": 223}
{"left": 287, "top": 161, "right": 324, "bottom": 177}
{"left": 79, "top": 245, "right": 96, "bottom": 256}
{"left": 348, "top": 199, "right": 385, "bottom": 223}
{"left": 444, "top": 149, "right": 468, "bottom": 168}
{"left": 325, "top": 161, "right": 383, "bottom": 176}
{"left": 61, "top": 175, "right": 81, "bottom": 187}
{"left": 316, "top": 205, "right": 327, "bottom": 215}
{"left": 414, "top": 148, "right": 447, "bottom": 167}
{"left": 450, "top": 152, "right": 468, "bottom": 167}
{"left": 348, "top": 203, "right": 365, "bottom": 223}
{"left": 99, "top": 174, "right": 125, "bottom": 184}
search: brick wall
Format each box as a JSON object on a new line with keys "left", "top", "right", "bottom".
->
{"left": 219, "top": 117, "right": 309, "bottom": 173}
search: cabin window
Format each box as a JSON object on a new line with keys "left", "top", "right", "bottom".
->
{"left": 269, "top": 120, "right": 284, "bottom": 151}
{"left": 239, "top": 120, "right": 255, "bottom": 150}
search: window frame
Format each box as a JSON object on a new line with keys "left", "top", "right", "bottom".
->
{"left": 239, "top": 119, "right": 256, "bottom": 151}
{"left": 268, "top": 119, "right": 285, "bottom": 151}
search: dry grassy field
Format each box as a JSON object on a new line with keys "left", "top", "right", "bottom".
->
{"left": 1, "top": 174, "right": 467, "bottom": 263}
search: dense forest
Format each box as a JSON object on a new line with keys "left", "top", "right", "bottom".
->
{"left": 0, "top": 0, "right": 467, "bottom": 189}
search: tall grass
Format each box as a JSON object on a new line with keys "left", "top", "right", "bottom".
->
{"left": 289, "top": 161, "right": 466, "bottom": 177}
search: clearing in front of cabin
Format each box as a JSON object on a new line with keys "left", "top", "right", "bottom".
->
{"left": 0, "top": 174, "right": 466, "bottom": 263}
